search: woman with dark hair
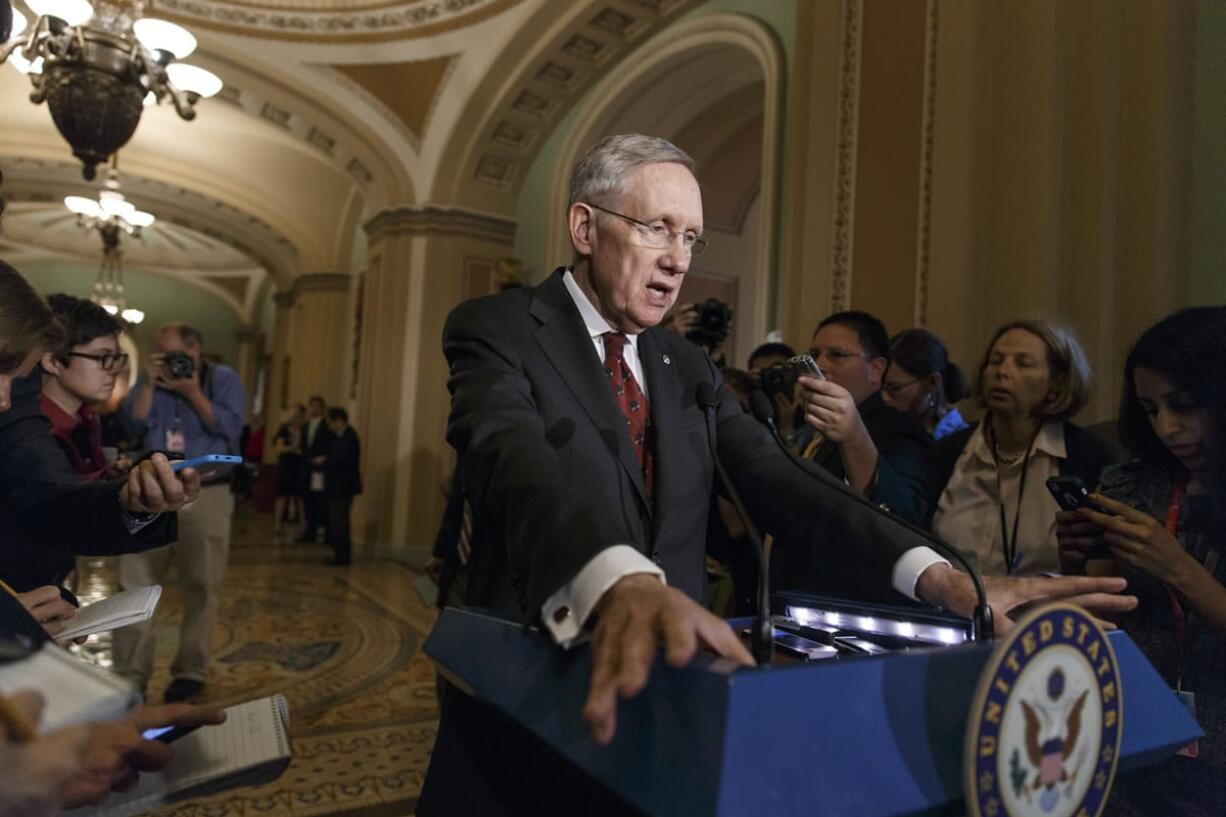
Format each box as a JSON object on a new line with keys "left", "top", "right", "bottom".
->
{"left": 882, "top": 328, "right": 970, "bottom": 439}
{"left": 1057, "top": 306, "right": 1226, "bottom": 816}
{"left": 925, "top": 319, "right": 1121, "bottom": 575}
{"left": 272, "top": 403, "right": 306, "bottom": 533}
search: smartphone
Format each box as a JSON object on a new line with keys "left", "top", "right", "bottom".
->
{"left": 171, "top": 454, "right": 243, "bottom": 479}
{"left": 1045, "top": 476, "right": 1101, "bottom": 513}
{"left": 142, "top": 724, "right": 201, "bottom": 743}
{"left": 787, "top": 354, "right": 825, "bottom": 381}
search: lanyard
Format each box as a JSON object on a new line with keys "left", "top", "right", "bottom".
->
{"left": 993, "top": 431, "right": 1036, "bottom": 575}
{"left": 1163, "top": 481, "right": 1222, "bottom": 691}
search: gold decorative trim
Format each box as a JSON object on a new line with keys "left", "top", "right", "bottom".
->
{"left": 294, "top": 272, "right": 351, "bottom": 294}
{"left": 830, "top": 0, "right": 862, "bottom": 313}
{"left": 914, "top": 0, "right": 939, "bottom": 327}
{"left": 364, "top": 206, "right": 516, "bottom": 245}
{"left": 156, "top": 0, "right": 522, "bottom": 45}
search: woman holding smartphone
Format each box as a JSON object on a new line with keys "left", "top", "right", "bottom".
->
{"left": 1057, "top": 306, "right": 1226, "bottom": 816}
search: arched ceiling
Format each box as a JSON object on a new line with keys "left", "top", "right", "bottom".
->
{"left": 2, "top": 0, "right": 706, "bottom": 296}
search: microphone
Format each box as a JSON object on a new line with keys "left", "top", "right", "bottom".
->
{"left": 696, "top": 382, "right": 773, "bottom": 664}
{"left": 748, "top": 389, "right": 994, "bottom": 642}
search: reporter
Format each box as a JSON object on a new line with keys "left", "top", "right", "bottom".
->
{"left": 882, "top": 328, "right": 970, "bottom": 439}
{"left": 0, "top": 264, "right": 200, "bottom": 594}
{"left": 1056, "top": 307, "right": 1226, "bottom": 816}
{"left": 927, "top": 319, "right": 1120, "bottom": 575}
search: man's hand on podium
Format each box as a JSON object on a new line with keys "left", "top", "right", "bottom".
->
{"left": 914, "top": 563, "right": 1138, "bottom": 635}
{"left": 583, "top": 574, "right": 754, "bottom": 746}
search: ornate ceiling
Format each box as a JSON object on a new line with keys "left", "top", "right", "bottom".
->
{"left": 156, "top": 0, "right": 520, "bottom": 44}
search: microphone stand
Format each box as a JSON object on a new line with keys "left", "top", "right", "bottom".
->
{"left": 696, "top": 383, "right": 773, "bottom": 665}
{"left": 749, "top": 389, "right": 994, "bottom": 642}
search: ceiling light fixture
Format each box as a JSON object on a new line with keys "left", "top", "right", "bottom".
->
{"left": 1, "top": 0, "right": 222, "bottom": 180}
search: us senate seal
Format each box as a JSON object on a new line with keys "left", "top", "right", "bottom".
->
{"left": 964, "top": 604, "right": 1123, "bottom": 817}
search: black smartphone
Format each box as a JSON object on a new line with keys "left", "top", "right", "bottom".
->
{"left": 1044, "top": 473, "right": 1113, "bottom": 512}
{"left": 142, "top": 724, "right": 201, "bottom": 743}
{"left": 1045, "top": 476, "right": 1101, "bottom": 513}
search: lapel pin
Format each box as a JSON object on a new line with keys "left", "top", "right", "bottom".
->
{"left": 662, "top": 354, "right": 671, "bottom": 365}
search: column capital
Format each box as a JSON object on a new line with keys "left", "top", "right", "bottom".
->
{"left": 363, "top": 205, "right": 516, "bottom": 245}
{"left": 293, "top": 272, "right": 350, "bottom": 295}
{"left": 235, "top": 324, "right": 261, "bottom": 343}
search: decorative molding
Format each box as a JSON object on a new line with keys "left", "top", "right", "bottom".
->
{"left": 465, "top": 0, "right": 702, "bottom": 192}
{"left": 363, "top": 205, "right": 516, "bottom": 245}
{"left": 235, "top": 324, "right": 262, "bottom": 343}
{"left": 294, "top": 272, "right": 351, "bottom": 294}
{"left": 914, "top": 0, "right": 940, "bottom": 328}
{"left": 830, "top": 0, "right": 863, "bottom": 313}
{"left": 155, "top": 0, "right": 521, "bottom": 45}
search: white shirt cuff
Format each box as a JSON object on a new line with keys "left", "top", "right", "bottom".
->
{"left": 891, "top": 546, "right": 950, "bottom": 601}
{"left": 541, "top": 545, "right": 665, "bottom": 647}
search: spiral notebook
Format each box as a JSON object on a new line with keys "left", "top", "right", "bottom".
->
{"left": 0, "top": 641, "right": 140, "bottom": 732}
{"left": 56, "top": 585, "right": 162, "bottom": 641}
{"left": 80, "top": 694, "right": 293, "bottom": 817}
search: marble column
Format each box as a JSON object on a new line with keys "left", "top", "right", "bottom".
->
{"left": 354, "top": 206, "right": 515, "bottom": 563}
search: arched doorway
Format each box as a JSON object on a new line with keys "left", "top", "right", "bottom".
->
{"left": 545, "top": 15, "right": 783, "bottom": 368}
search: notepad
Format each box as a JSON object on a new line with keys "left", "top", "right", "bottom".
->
{"left": 0, "top": 642, "right": 140, "bottom": 732}
{"left": 57, "top": 585, "right": 162, "bottom": 641}
{"left": 79, "top": 695, "right": 293, "bottom": 817}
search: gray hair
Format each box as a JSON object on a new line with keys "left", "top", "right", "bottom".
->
{"left": 568, "top": 134, "right": 694, "bottom": 209}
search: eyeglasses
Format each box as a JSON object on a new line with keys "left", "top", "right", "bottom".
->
{"left": 586, "top": 203, "right": 708, "bottom": 257}
{"left": 881, "top": 377, "right": 922, "bottom": 397}
{"left": 65, "top": 352, "right": 129, "bottom": 372}
{"left": 809, "top": 348, "right": 877, "bottom": 365}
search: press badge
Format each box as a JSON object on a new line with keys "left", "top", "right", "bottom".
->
{"left": 1175, "top": 689, "right": 1200, "bottom": 758}
{"left": 165, "top": 429, "right": 187, "bottom": 453}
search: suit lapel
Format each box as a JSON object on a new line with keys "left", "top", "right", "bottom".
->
{"left": 639, "top": 330, "right": 680, "bottom": 518}
{"left": 530, "top": 272, "right": 651, "bottom": 514}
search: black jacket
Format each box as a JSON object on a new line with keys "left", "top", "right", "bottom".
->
{"left": 0, "top": 369, "right": 176, "bottom": 592}
{"left": 794, "top": 391, "right": 933, "bottom": 525}
{"left": 323, "top": 426, "right": 362, "bottom": 498}
{"left": 923, "top": 419, "right": 1124, "bottom": 528}
{"left": 442, "top": 269, "right": 938, "bottom": 616}
{"left": 301, "top": 417, "right": 336, "bottom": 484}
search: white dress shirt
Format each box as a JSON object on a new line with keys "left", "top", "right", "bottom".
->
{"left": 542, "top": 270, "right": 948, "bottom": 646}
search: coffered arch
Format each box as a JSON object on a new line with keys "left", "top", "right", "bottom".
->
{"left": 430, "top": 0, "right": 703, "bottom": 214}
{"left": 538, "top": 12, "right": 784, "bottom": 364}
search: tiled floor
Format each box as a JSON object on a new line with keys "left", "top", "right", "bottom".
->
{"left": 72, "top": 502, "right": 439, "bottom": 817}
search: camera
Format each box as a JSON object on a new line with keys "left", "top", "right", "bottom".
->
{"left": 758, "top": 363, "right": 797, "bottom": 400}
{"left": 684, "top": 298, "right": 733, "bottom": 350}
{"left": 163, "top": 351, "right": 196, "bottom": 380}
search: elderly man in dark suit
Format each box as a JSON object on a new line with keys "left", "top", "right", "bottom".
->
{"left": 418, "top": 134, "right": 1134, "bottom": 816}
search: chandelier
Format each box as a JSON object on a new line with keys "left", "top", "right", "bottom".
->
{"left": 1, "top": 0, "right": 221, "bottom": 181}
{"left": 68, "top": 167, "right": 148, "bottom": 323}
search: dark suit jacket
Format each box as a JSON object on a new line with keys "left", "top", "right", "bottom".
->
{"left": 0, "top": 369, "right": 176, "bottom": 592}
{"left": 301, "top": 418, "right": 336, "bottom": 487}
{"left": 444, "top": 269, "right": 937, "bottom": 618}
{"left": 795, "top": 391, "right": 932, "bottom": 525}
{"left": 923, "top": 419, "right": 1124, "bottom": 528}
{"left": 424, "top": 269, "right": 949, "bottom": 817}
{"left": 323, "top": 426, "right": 363, "bottom": 498}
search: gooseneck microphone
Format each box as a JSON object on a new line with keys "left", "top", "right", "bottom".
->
{"left": 748, "top": 389, "right": 994, "bottom": 642}
{"left": 695, "top": 382, "right": 773, "bottom": 665}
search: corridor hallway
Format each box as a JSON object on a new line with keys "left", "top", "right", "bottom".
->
{"left": 71, "top": 503, "right": 440, "bottom": 817}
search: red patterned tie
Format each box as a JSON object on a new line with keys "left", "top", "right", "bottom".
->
{"left": 602, "top": 332, "right": 653, "bottom": 500}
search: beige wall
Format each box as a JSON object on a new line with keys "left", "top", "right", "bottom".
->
{"left": 777, "top": 0, "right": 1204, "bottom": 424}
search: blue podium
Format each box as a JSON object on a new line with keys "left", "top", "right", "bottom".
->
{"left": 425, "top": 607, "right": 1200, "bottom": 817}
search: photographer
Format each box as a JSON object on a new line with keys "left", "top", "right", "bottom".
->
{"left": 748, "top": 341, "right": 803, "bottom": 451}
{"left": 117, "top": 323, "right": 245, "bottom": 703}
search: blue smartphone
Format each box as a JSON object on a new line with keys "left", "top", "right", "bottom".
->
{"left": 142, "top": 724, "right": 201, "bottom": 743}
{"left": 170, "top": 454, "right": 243, "bottom": 475}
